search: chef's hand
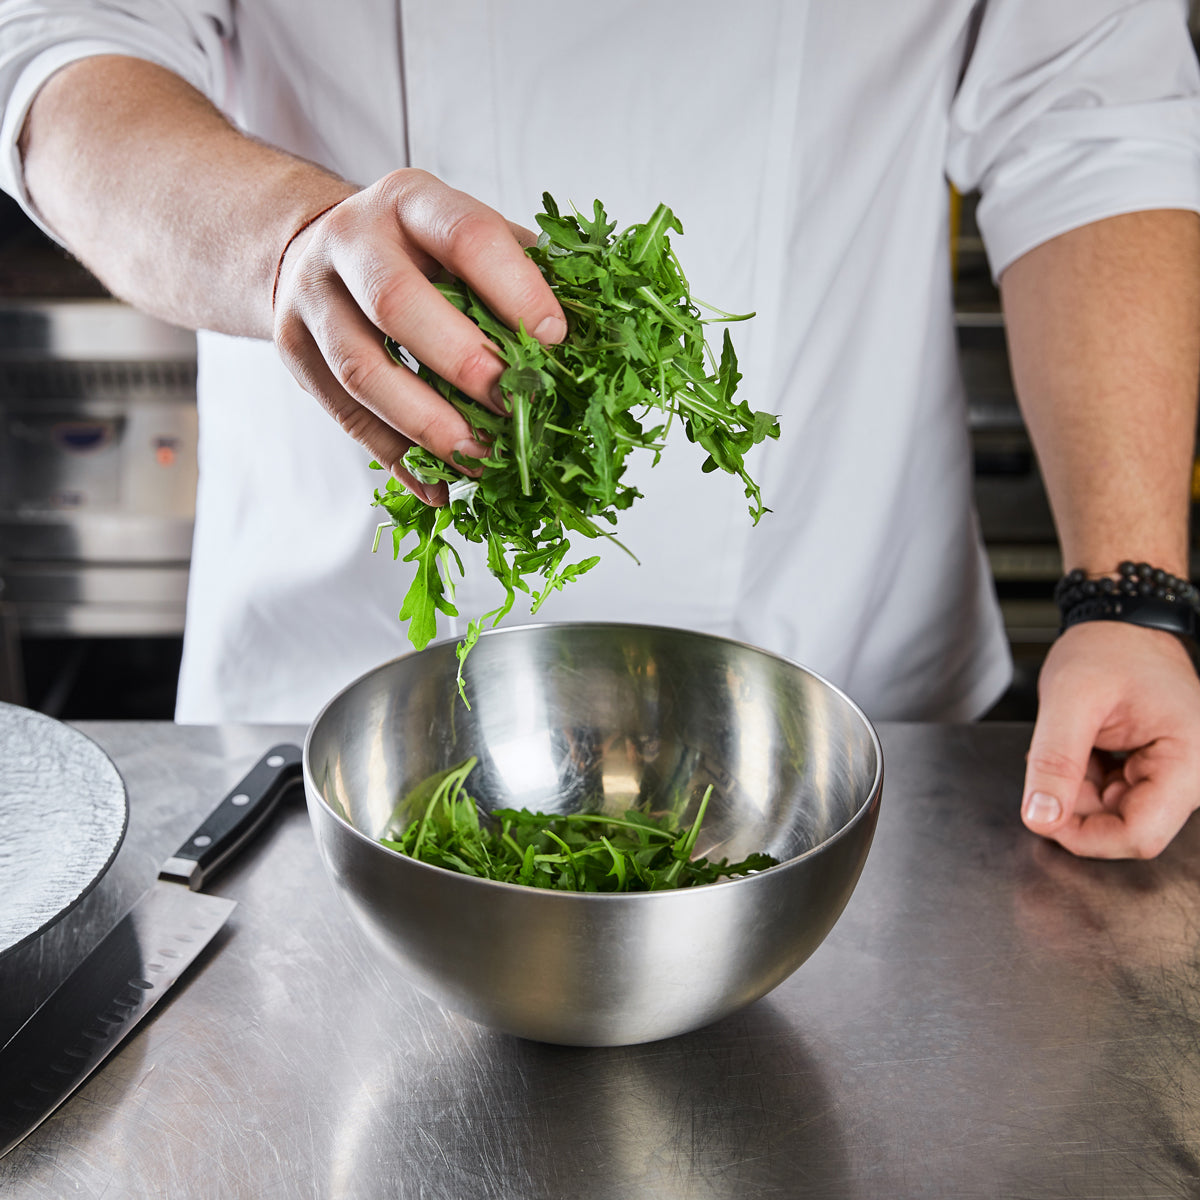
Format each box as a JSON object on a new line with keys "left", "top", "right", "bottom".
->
{"left": 1019, "top": 621, "right": 1200, "bottom": 858}
{"left": 271, "top": 169, "right": 567, "bottom": 503}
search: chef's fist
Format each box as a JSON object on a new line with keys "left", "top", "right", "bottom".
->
{"left": 1020, "top": 621, "right": 1200, "bottom": 858}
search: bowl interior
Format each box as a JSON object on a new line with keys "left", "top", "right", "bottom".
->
{"left": 307, "top": 623, "right": 880, "bottom": 868}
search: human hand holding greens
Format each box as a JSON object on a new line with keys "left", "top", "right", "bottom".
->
{"left": 372, "top": 193, "right": 779, "bottom": 682}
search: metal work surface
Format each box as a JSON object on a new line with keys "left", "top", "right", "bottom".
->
{"left": 1, "top": 721, "right": 1197, "bottom": 1198}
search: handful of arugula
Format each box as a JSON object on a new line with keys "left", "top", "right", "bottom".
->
{"left": 372, "top": 194, "right": 779, "bottom": 685}
{"left": 380, "top": 757, "right": 779, "bottom": 892}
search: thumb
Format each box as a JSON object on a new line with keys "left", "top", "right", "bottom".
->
{"left": 1020, "top": 692, "right": 1100, "bottom": 836}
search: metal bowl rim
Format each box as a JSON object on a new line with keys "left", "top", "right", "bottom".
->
{"left": 303, "top": 620, "right": 884, "bottom": 902}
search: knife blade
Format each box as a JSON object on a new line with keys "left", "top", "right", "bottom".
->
{"left": 0, "top": 742, "right": 303, "bottom": 1159}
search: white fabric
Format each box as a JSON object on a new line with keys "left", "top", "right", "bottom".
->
{"left": 0, "top": 0, "right": 230, "bottom": 232}
{"left": 2, "top": 0, "right": 1199, "bottom": 724}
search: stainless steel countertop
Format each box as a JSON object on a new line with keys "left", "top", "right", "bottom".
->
{"left": 2, "top": 721, "right": 1198, "bottom": 1199}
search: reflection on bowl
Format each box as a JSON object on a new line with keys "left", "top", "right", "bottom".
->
{"left": 304, "top": 623, "right": 883, "bottom": 1046}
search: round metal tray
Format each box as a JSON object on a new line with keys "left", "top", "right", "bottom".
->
{"left": 0, "top": 703, "right": 127, "bottom": 958}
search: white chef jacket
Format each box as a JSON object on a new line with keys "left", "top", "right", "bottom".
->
{"left": 2, "top": 1, "right": 1199, "bottom": 725}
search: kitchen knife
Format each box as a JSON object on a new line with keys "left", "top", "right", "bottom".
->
{"left": 0, "top": 743, "right": 303, "bottom": 1159}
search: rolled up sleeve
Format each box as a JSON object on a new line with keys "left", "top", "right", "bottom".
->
{"left": 0, "top": 0, "right": 231, "bottom": 224}
{"left": 946, "top": 0, "right": 1200, "bottom": 280}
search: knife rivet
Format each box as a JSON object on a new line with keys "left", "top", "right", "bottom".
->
{"left": 231, "top": 793, "right": 251, "bottom": 807}
{"left": 266, "top": 755, "right": 285, "bottom": 768}
{"left": 193, "top": 835, "right": 212, "bottom": 847}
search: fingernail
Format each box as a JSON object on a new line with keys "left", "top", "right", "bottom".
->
{"left": 453, "top": 438, "right": 490, "bottom": 470}
{"left": 389, "top": 466, "right": 434, "bottom": 505}
{"left": 404, "top": 480, "right": 435, "bottom": 505}
{"left": 1023, "top": 791, "right": 1062, "bottom": 825}
{"left": 533, "top": 315, "right": 567, "bottom": 344}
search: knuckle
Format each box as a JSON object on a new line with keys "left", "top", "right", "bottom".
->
{"left": 406, "top": 411, "right": 446, "bottom": 454}
{"left": 328, "top": 398, "right": 377, "bottom": 446}
{"left": 312, "top": 203, "right": 352, "bottom": 248}
{"left": 1127, "top": 825, "right": 1173, "bottom": 860}
{"left": 388, "top": 170, "right": 451, "bottom": 236}
{"left": 273, "top": 316, "right": 308, "bottom": 366}
{"left": 390, "top": 166, "right": 435, "bottom": 197}
{"left": 330, "top": 346, "right": 386, "bottom": 399}
{"left": 360, "top": 265, "right": 412, "bottom": 332}
{"left": 306, "top": 191, "right": 365, "bottom": 247}
{"left": 1127, "top": 836, "right": 1164, "bottom": 861}
{"left": 1026, "top": 747, "right": 1086, "bottom": 783}
{"left": 438, "top": 208, "right": 498, "bottom": 261}
{"left": 454, "top": 346, "right": 501, "bottom": 392}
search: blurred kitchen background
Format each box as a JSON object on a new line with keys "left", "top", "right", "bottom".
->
{"left": 0, "top": 192, "right": 196, "bottom": 719}
{"left": 3, "top": 16, "right": 1200, "bottom": 721}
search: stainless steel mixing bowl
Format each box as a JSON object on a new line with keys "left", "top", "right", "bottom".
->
{"left": 303, "top": 623, "right": 883, "bottom": 1046}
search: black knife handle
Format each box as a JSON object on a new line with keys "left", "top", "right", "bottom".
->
{"left": 158, "top": 744, "right": 303, "bottom": 890}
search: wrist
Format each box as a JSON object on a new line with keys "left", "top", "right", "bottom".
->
{"left": 1055, "top": 561, "right": 1200, "bottom": 645}
{"left": 270, "top": 195, "right": 352, "bottom": 312}
{"left": 262, "top": 166, "right": 357, "bottom": 307}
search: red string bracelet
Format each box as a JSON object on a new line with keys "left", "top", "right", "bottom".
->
{"left": 270, "top": 197, "right": 351, "bottom": 313}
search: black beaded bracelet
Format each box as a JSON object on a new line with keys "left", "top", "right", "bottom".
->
{"left": 1054, "top": 561, "right": 1200, "bottom": 640}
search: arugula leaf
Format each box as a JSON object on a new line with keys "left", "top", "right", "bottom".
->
{"left": 372, "top": 193, "right": 780, "bottom": 687}
{"left": 380, "top": 759, "right": 779, "bottom": 892}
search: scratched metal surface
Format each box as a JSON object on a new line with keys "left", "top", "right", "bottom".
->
{"left": 1, "top": 721, "right": 1198, "bottom": 1199}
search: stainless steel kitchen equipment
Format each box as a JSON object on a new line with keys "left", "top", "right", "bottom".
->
{"left": 304, "top": 622, "right": 883, "bottom": 1046}
{"left": 0, "top": 742, "right": 301, "bottom": 1159}
{"left": 0, "top": 299, "right": 198, "bottom": 640}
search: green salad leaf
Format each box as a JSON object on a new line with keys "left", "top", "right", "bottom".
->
{"left": 379, "top": 756, "right": 779, "bottom": 892}
{"left": 371, "top": 193, "right": 779, "bottom": 693}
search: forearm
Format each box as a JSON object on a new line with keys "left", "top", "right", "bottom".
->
{"left": 999, "top": 209, "right": 1200, "bottom": 580}
{"left": 18, "top": 54, "right": 358, "bottom": 338}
